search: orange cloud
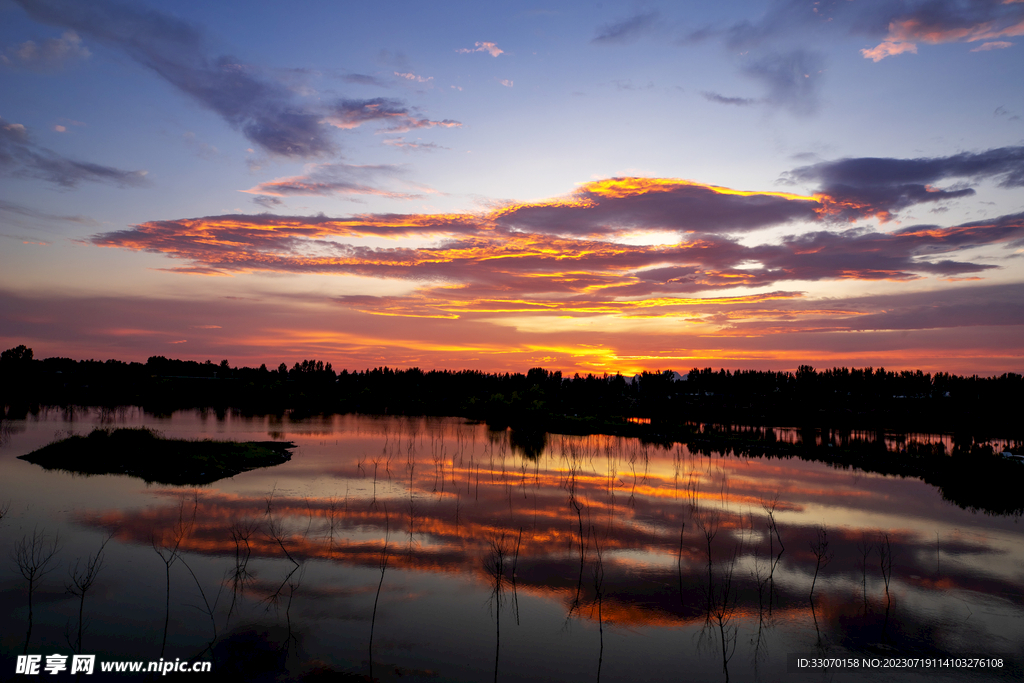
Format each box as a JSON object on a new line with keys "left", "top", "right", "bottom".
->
{"left": 863, "top": 14, "right": 1024, "bottom": 61}
{"left": 38, "top": 157, "right": 1016, "bottom": 375}
{"left": 87, "top": 177, "right": 1019, "bottom": 325}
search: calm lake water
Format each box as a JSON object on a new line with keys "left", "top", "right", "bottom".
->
{"left": 1, "top": 408, "right": 1022, "bottom": 681}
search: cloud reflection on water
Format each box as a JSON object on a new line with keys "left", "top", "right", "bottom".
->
{"left": 72, "top": 418, "right": 1024, "bottom": 642}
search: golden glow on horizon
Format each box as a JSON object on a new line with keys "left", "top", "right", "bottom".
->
{"left": 228, "top": 323, "right": 996, "bottom": 377}
{"left": 333, "top": 290, "right": 845, "bottom": 332}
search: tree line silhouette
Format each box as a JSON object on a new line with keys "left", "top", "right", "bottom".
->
{"left": 2, "top": 345, "right": 1020, "bottom": 439}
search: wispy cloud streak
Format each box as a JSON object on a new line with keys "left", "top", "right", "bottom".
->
{"left": 701, "top": 92, "right": 757, "bottom": 107}
{"left": 325, "top": 98, "right": 460, "bottom": 133}
{"left": 243, "top": 163, "right": 428, "bottom": 200}
{"left": 1, "top": 118, "right": 147, "bottom": 188}
{"left": 593, "top": 12, "right": 659, "bottom": 43}
{"left": 13, "top": 0, "right": 339, "bottom": 157}
{"left": 12, "top": 0, "right": 458, "bottom": 156}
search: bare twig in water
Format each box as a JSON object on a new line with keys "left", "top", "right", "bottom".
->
{"left": 487, "top": 531, "right": 511, "bottom": 683}
{"left": 713, "top": 555, "right": 738, "bottom": 683}
{"left": 265, "top": 514, "right": 300, "bottom": 567}
{"left": 264, "top": 485, "right": 276, "bottom": 516}
{"left": 511, "top": 528, "right": 522, "bottom": 626}
{"left": 152, "top": 495, "right": 196, "bottom": 659}
{"left": 592, "top": 531, "right": 605, "bottom": 683}
{"left": 856, "top": 532, "right": 871, "bottom": 613}
{"left": 760, "top": 494, "right": 784, "bottom": 613}
{"left": 694, "top": 509, "right": 720, "bottom": 594}
{"left": 369, "top": 502, "right": 390, "bottom": 683}
{"left": 761, "top": 493, "right": 784, "bottom": 554}
{"left": 324, "top": 496, "right": 339, "bottom": 556}
{"left": 809, "top": 524, "right": 833, "bottom": 602}
{"left": 13, "top": 528, "right": 61, "bottom": 654}
{"left": 66, "top": 534, "right": 111, "bottom": 653}
{"left": 698, "top": 541, "right": 738, "bottom": 683}
{"left": 677, "top": 512, "right": 687, "bottom": 609}
{"left": 878, "top": 532, "right": 894, "bottom": 606}
{"left": 227, "top": 517, "right": 259, "bottom": 622}
{"left": 177, "top": 552, "right": 223, "bottom": 658}
{"left": 751, "top": 549, "right": 772, "bottom": 672}
{"left": 303, "top": 495, "right": 315, "bottom": 539}
{"left": 566, "top": 482, "right": 587, "bottom": 618}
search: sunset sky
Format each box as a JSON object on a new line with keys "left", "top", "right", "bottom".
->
{"left": 2, "top": 0, "right": 1022, "bottom": 375}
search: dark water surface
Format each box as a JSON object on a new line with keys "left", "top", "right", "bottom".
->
{"left": 1, "top": 408, "right": 1022, "bottom": 681}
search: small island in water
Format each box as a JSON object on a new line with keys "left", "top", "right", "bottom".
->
{"left": 18, "top": 427, "right": 295, "bottom": 485}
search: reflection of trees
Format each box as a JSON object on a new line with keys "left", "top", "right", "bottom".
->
{"left": 0, "top": 417, "right": 24, "bottom": 448}
{"left": 509, "top": 428, "right": 547, "bottom": 460}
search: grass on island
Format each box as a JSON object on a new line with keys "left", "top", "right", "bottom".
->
{"left": 18, "top": 427, "right": 295, "bottom": 485}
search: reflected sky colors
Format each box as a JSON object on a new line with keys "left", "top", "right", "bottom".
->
{"left": 2, "top": 411, "right": 1022, "bottom": 681}
{"left": 2, "top": 1, "right": 1023, "bottom": 374}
